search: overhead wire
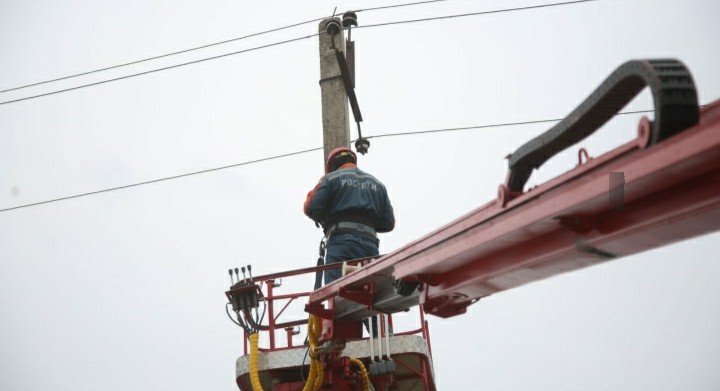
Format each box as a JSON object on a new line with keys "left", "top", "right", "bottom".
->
{"left": 0, "top": 108, "right": 653, "bottom": 213}
{"left": 0, "top": 0, "right": 467, "bottom": 95}
{"left": 0, "top": 145, "right": 322, "bottom": 213}
{"left": 0, "top": 17, "right": 323, "bottom": 95}
{"left": 0, "top": 0, "right": 603, "bottom": 106}
{"left": 357, "top": 0, "right": 601, "bottom": 29}
{"left": 0, "top": 34, "right": 317, "bottom": 106}
{"left": 357, "top": 0, "right": 460, "bottom": 12}
{"left": 365, "top": 108, "right": 654, "bottom": 140}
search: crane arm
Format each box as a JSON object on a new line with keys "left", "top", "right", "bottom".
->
{"left": 306, "top": 59, "right": 720, "bottom": 326}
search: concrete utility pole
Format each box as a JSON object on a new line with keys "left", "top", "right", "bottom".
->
{"left": 318, "top": 18, "right": 350, "bottom": 163}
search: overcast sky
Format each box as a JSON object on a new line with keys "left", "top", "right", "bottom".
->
{"left": 1, "top": 0, "right": 719, "bottom": 390}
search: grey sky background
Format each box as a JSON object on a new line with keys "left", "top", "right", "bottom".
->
{"left": 1, "top": 0, "right": 719, "bottom": 390}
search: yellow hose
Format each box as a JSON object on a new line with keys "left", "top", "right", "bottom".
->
{"left": 248, "top": 333, "right": 264, "bottom": 391}
{"left": 312, "top": 357, "right": 324, "bottom": 391}
{"left": 303, "top": 357, "right": 317, "bottom": 391}
{"left": 302, "top": 316, "right": 369, "bottom": 390}
{"left": 302, "top": 315, "right": 324, "bottom": 391}
{"left": 349, "top": 358, "right": 370, "bottom": 391}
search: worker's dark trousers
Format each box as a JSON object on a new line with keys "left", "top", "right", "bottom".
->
{"left": 324, "top": 233, "right": 379, "bottom": 283}
{"left": 324, "top": 233, "right": 379, "bottom": 336}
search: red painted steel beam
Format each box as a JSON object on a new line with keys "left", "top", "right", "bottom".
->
{"left": 310, "top": 99, "right": 720, "bottom": 318}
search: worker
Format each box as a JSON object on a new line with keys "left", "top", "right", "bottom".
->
{"left": 304, "top": 146, "right": 395, "bottom": 284}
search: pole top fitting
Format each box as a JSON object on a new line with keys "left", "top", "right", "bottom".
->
{"left": 355, "top": 138, "right": 370, "bottom": 155}
{"left": 325, "top": 19, "right": 342, "bottom": 36}
{"left": 342, "top": 11, "right": 358, "bottom": 28}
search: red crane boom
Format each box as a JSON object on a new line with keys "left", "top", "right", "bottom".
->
{"left": 307, "top": 59, "right": 720, "bottom": 325}
{"left": 227, "top": 59, "right": 720, "bottom": 390}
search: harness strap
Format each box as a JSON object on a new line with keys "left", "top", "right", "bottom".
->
{"left": 325, "top": 222, "right": 376, "bottom": 239}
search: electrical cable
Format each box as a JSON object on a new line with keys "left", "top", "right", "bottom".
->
{"left": 365, "top": 108, "right": 654, "bottom": 140}
{"left": 0, "top": 0, "right": 603, "bottom": 107}
{"left": 299, "top": 314, "right": 312, "bottom": 382}
{"left": 258, "top": 301, "right": 267, "bottom": 328}
{"left": 0, "top": 34, "right": 316, "bottom": 106}
{"left": 236, "top": 309, "right": 252, "bottom": 332}
{"left": 0, "top": 108, "right": 657, "bottom": 214}
{"left": 300, "top": 345, "right": 310, "bottom": 382}
{"left": 357, "top": 0, "right": 460, "bottom": 13}
{"left": 225, "top": 304, "right": 241, "bottom": 326}
{"left": 253, "top": 300, "right": 267, "bottom": 333}
{"left": 0, "top": 0, "right": 466, "bottom": 95}
{"left": 357, "top": 0, "right": 601, "bottom": 29}
{"left": 0, "top": 18, "right": 322, "bottom": 95}
{"left": 0, "top": 145, "right": 322, "bottom": 213}
{"left": 226, "top": 303, "right": 250, "bottom": 332}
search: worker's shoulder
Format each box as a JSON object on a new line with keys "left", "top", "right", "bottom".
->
{"left": 326, "top": 167, "right": 384, "bottom": 183}
{"left": 354, "top": 168, "right": 384, "bottom": 184}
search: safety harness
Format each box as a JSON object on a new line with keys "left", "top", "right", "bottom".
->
{"left": 324, "top": 222, "right": 377, "bottom": 239}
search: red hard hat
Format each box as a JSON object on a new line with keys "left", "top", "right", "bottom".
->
{"left": 326, "top": 147, "right": 357, "bottom": 173}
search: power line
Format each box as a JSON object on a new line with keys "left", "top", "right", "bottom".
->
{"left": 0, "top": 108, "right": 651, "bottom": 213}
{"left": 0, "top": 146, "right": 323, "bottom": 213}
{"left": 0, "top": 0, "right": 602, "bottom": 107}
{"left": 366, "top": 108, "right": 652, "bottom": 139}
{"left": 358, "top": 0, "right": 601, "bottom": 29}
{"left": 0, "top": 0, "right": 465, "bottom": 95}
{"left": 358, "top": 0, "right": 460, "bottom": 13}
{"left": 0, "top": 34, "right": 316, "bottom": 106}
{"left": 0, "top": 17, "right": 323, "bottom": 95}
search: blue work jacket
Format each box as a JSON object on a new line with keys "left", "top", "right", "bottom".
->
{"left": 304, "top": 163, "right": 395, "bottom": 233}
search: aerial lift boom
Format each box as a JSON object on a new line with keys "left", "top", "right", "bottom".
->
{"left": 308, "top": 59, "right": 715, "bottom": 321}
{"left": 227, "top": 59, "right": 720, "bottom": 390}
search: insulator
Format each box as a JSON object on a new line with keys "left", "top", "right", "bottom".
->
{"left": 355, "top": 137, "right": 370, "bottom": 155}
{"left": 342, "top": 11, "right": 358, "bottom": 28}
{"left": 325, "top": 19, "right": 342, "bottom": 36}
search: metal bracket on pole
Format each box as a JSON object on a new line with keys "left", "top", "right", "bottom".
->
{"left": 326, "top": 14, "right": 370, "bottom": 155}
{"left": 334, "top": 48, "right": 362, "bottom": 124}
